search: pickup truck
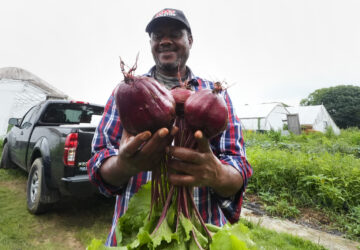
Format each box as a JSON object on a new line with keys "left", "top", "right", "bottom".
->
{"left": 0, "top": 99, "right": 104, "bottom": 214}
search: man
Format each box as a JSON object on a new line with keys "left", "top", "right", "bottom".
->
{"left": 87, "top": 8, "right": 252, "bottom": 247}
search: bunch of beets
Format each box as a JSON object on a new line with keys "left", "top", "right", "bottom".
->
{"left": 115, "top": 58, "right": 229, "bottom": 249}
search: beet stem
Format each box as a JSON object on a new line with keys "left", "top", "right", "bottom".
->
{"left": 149, "top": 174, "right": 155, "bottom": 220}
{"left": 186, "top": 187, "right": 212, "bottom": 241}
{"left": 159, "top": 169, "right": 166, "bottom": 206}
{"left": 191, "top": 229, "right": 205, "bottom": 250}
{"left": 176, "top": 187, "right": 181, "bottom": 232}
{"left": 152, "top": 185, "right": 175, "bottom": 235}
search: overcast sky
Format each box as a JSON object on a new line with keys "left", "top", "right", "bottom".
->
{"left": 1, "top": 0, "right": 360, "bottom": 109}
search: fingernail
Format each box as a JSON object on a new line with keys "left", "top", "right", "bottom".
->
{"left": 171, "top": 126, "right": 179, "bottom": 136}
{"left": 194, "top": 130, "right": 203, "bottom": 139}
{"left": 141, "top": 132, "right": 151, "bottom": 140}
{"left": 159, "top": 128, "right": 168, "bottom": 138}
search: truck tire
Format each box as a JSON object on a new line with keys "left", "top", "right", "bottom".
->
{"left": 0, "top": 143, "right": 16, "bottom": 169}
{"left": 27, "top": 158, "right": 50, "bottom": 214}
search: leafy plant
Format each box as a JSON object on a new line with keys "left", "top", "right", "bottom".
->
{"left": 87, "top": 183, "right": 325, "bottom": 250}
{"left": 244, "top": 128, "right": 360, "bottom": 239}
{"left": 265, "top": 200, "right": 300, "bottom": 219}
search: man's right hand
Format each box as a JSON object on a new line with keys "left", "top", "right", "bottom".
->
{"left": 99, "top": 126, "right": 178, "bottom": 187}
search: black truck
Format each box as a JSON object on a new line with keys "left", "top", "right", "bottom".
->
{"left": 0, "top": 99, "right": 104, "bottom": 214}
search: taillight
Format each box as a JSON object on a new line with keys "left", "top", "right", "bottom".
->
{"left": 63, "top": 133, "right": 78, "bottom": 166}
{"left": 70, "top": 100, "right": 89, "bottom": 104}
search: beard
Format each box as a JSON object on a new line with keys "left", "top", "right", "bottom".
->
{"left": 158, "top": 61, "right": 179, "bottom": 73}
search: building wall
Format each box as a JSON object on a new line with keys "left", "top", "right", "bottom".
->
{"left": 238, "top": 104, "right": 289, "bottom": 132}
{"left": 266, "top": 105, "right": 288, "bottom": 131}
{"left": 240, "top": 117, "right": 266, "bottom": 131}
{"left": 0, "top": 79, "right": 46, "bottom": 138}
{"left": 313, "top": 106, "right": 341, "bottom": 135}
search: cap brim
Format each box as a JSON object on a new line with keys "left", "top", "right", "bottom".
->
{"left": 145, "top": 17, "right": 190, "bottom": 34}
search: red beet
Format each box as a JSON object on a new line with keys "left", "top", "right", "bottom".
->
{"left": 184, "top": 83, "right": 229, "bottom": 138}
{"left": 170, "top": 87, "right": 193, "bottom": 116}
{"left": 115, "top": 59, "right": 176, "bottom": 135}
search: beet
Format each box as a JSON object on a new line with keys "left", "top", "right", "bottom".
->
{"left": 170, "top": 87, "right": 193, "bottom": 116}
{"left": 184, "top": 83, "right": 229, "bottom": 138}
{"left": 115, "top": 58, "right": 176, "bottom": 135}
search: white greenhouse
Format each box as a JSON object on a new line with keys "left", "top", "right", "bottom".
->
{"left": 287, "top": 105, "right": 341, "bottom": 135}
{"left": 236, "top": 103, "right": 290, "bottom": 131}
{"left": 0, "top": 67, "right": 68, "bottom": 138}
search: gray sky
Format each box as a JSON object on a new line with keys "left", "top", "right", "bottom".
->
{"left": 1, "top": 0, "right": 360, "bottom": 109}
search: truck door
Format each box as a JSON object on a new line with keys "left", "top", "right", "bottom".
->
{"left": 12, "top": 106, "right": 38, "bottom": 168}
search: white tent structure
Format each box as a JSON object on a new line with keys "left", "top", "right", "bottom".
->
{"left": 236, "top": 103, "right": 290, "bottom": 131}
{"left": 287, "top": 105, "right": 341, "bottom": 135}
{"left": 0, "top": 67, "right": 68, "bottom": 138}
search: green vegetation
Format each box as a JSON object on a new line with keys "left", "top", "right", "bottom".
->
{"left": 0, "top": 168, "right": 114, "bottom": 249}
{"left": 244, "top": 128, "right": 360, "bottom": 240}
{"left": 239, "top": 219, "right": 325, "bottom": 250}
{"left": 88, "top": 182, "right": 325, "bottom": 250}
{"left": 0, "top": 138, "right": 3, "bottom": 155}
{"left": 1, "top": 130, "right": 359, "bottom": 248}
{"left": 0, "top": 168, "right": 324, "bottom": 250}
{"left": 300, "top": 85, "right": 360, "bottom": 128}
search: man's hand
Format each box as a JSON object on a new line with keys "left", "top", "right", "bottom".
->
{"left": 167, "top": 130, "right": 243, "bottom": 198}
{"left": 99, "top": 126, "right": 178, "bottom": 187}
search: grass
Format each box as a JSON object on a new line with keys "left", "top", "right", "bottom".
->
{"left": 0, "top": 169, "right": 327, "bottom": 250}
{"left": 244, "top": 128, "right": 360, "bottom": 240}
{"left": 240, "top": 219, "right": 326, "bottom": 250}
{"left": 0, "top": 168, "right": 114, "bottom": 249}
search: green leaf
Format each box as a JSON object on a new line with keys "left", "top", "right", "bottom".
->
{"left": 210, "top": 230, "right": 248, "bottom": 250}
{"left": 179, "top": 214, "right": 193, "bottom": 242}
{"left": 86, "top": 238, "right": 106, "bottom": 250}
{"left": 116, "top": 182, "right": 152, "bottom": 246}
{"left": 205, "top": 223, "right": 221, "bottom": 233}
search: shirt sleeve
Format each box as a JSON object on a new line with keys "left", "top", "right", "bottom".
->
{"left": 87, "top": 87, "right": 125, "bottom": 197}
{"left": 209, "top": 90, "right": 253, "bottom": 223}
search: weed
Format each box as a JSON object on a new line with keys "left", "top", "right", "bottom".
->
{"left": 245, "top": 127, "right": 360, "bottom": 239}
{"left": 265, "top": 200, "right": 300, "bottom": 219}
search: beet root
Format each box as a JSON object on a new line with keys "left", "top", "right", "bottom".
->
{"left": 184, "top": 85, "right": 228, "bottom": 138}
{"left": 115, "top": 59, "right": 176, "bottom": 135}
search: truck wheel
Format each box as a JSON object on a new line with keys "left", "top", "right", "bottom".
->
{"left": 0, "top": 143, "right": 16, "bottom": 169}
{"left": 27, "top": 158, "right": 50, "bottom": 214}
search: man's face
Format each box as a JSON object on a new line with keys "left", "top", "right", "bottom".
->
{"left": 150, "top": 21, "right": 193, "bottom": 74}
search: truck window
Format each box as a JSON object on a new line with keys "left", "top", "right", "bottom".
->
{"left": 20, "top": 106, "right": 38, "bottom": 128}
{"left": 41, "top": 103, "right": 104, "bottom": 125}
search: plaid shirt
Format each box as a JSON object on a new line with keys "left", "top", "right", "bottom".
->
{"left": 87, "top": 67, "right": 253, "bottom": 247}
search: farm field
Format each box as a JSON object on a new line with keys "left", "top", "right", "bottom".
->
{"left": 244, "top": 127, "right": 360, "bottom": 241}
{"left": 1, "top": 128, "right": 359, "bottom": 249}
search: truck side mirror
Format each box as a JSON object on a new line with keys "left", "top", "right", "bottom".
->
{"left": 8, "top": 118, "right": 20, "bottom": 127}
{"left": 22, "top": 122, "right": 32, "bottom": 129}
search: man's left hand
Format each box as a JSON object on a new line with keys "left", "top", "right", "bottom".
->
{"left": 167, "top": 130, "right": 243, "bottom": 197}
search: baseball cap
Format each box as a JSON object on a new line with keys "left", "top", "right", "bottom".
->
{"left": 145, "top": 8, "right": 191, "bottom": 34}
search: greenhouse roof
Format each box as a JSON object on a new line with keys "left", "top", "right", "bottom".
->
{"left": 0, "top": 67, "right": 68, "bottom": 99}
